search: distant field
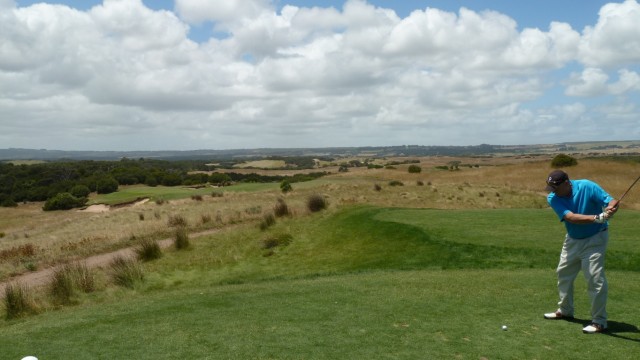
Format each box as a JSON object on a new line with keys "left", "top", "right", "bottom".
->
{"left": 233, "top": 159, "right": 287, "bottom": 168}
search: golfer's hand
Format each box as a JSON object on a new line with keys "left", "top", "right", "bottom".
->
{"left": 594, "top": 212, "right": 609, "bottom": 223}
{"left": 605, "top": 201, "right": 619, "bottom": 218}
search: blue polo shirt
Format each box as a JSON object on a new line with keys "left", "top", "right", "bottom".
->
{"left": 547, "top": 179, "right": 613, "bottom": 239}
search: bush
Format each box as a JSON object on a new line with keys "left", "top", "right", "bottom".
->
{"left": 280, "top": 180, "right": 292, "bottom": 193}
{"left": 4, "top": 282, "right": 38, "bottom": 320}
{"left": 0, "top": 196, "right": 18, "bottom": 208}
{"left": 408, "top": 165, "right": 422, "bottom": 173}
{"left": 373, "top": 184, "right": 382, "bottom": 191}
{"left": 136, "top": 238, "right": 163, "bottom": 261}
{"left": 307, "top": 194, "right": 327, "bottom": 213}
{"left": 43, "top": 192, "right": 87, "bottom": 211}
{"left": 551, "top": 154, "right": 578, "bottom": 167}
{"left": 96, "top": 177, "right": 119, "bottom": 194}
{"left": 110, "top": 256, "right": 144, "bottom": 288}
{"left": 389, "top": 180, "right": 404, "bottom": 187}
{"left": 70, "top": 184, "right": 91, "bottom": 198}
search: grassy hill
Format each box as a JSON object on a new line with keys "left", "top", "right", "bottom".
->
{"left": 2, "top": 156, "right": 640, "bottom": 358}
{"left": 3, "top": 206, "right": 640, "bottom": 358}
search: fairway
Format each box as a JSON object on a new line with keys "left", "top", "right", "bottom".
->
{"left": 3, "top": 269, "right": 640, "bottom": 359}
{"left": 2, "top": 206, "right": 640, "bottom": 359}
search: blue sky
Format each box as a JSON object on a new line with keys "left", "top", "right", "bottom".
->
{"left": 3, "top": 0, "right": 640, "bottom": 150}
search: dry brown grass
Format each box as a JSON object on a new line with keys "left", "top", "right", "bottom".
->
{"left": 1, "top": 155, "right": 638, "bottom": 283}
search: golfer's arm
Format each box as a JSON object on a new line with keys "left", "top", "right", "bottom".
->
{"left": 563, "top": 211, "right": 599, "bottom": 224}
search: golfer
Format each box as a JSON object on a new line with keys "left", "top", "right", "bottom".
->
{"left": 543, "top": 170, "right": 618, "bottom": 334}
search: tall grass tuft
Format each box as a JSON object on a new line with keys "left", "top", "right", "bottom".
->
{"left": 259, "top": 213, "right": 276, "bottom": 231}
{"left": 167, "top": 214, "right": 188, "bottom": 228}
{"left": 174, "top": 227, "right": 190, "bottom": 250}
{"left": 50, "top": 265, "right": 75, "bottom": 305}
{"left": 110, "top": 256, "right": 144, "bottom": 288}
{"left": 49, "top": 262, "right": 96, "bottom": 305}
{"left": 307, "top": 194, "right": 328, "bottom": 213}
{"left": 136, "top": 237, "right": 163, "bottom": 261}
{"left": 4, "top": 282, "right": 38, "bottom": 320}
{"left": 273, "top": 198, "right": 291, "bottom": 218}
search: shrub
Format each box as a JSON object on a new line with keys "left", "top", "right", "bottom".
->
{"left": 280, "top": 180, "right": 292, "bottom": 193}
{"left": 4, "top": 282, "right": 38, "bottom": 320}
{"left": 211, "top": 191, "right": 224, "bottom": 198}
{"left": 259, "top": 213, "right": 276, "bottom": 231}
{"left": 273, "top": 198, "right": 291, "bottom": 218}
{"left": 389, "top": 180, "right": 404, "bottom": 187}
{"left": 551, "top": 154, "right": 578, "bottom": 167}
{"left": 70, "top": 184, "right": 91, "bottom": 198}
{"left": 174, "top": 227, "right": 190, "bottom": 250}
{"left": 43, "top": 192, "right": 87, "bottom": 211}
{"left": 96, "top": 177, "right": 119, "bottom": 194}
{"left": 110, "top": 256, "right": 144, "bottom": 288}
{"left": 191, "top": 194, "right": 203, "bottom": 201}
{"left": 1, "top": 197, "right": 18, "bottom": 208}
{"left": 408, "top": 165, "right": 422, "bottom": 173}
{"left": 307, "top": 194, "right": 327, "bottom": 213}
{"left": 373, "top": 184, "right": 382, "bottom": 191}
{"left": 136, "top": 238, "right": 163, "bottom": 261}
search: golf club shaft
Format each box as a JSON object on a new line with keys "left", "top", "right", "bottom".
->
{"left": 614, "top": 175, "right": 640, "bottom": 208}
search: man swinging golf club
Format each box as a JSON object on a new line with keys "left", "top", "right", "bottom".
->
{"left": 543, "top": 170, "right": 618, "bottom": 334}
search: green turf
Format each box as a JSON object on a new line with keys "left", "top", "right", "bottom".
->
{"left": 89, "top": 183, "right": 278, "bottom": 205}
{"left": 3, "top": 207, "right": 640, "bottom": 359}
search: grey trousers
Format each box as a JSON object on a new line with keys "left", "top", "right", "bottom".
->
{"left": 556, "top": 229, "right": 608, "bottom": 327}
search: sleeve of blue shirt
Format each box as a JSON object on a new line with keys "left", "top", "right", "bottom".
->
{"left": 547, "top": 179, "right": 613, "bottom": 239}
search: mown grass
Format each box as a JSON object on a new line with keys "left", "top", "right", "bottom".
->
{"left": 90, "top": 183, "right": 278, "bottom": 205}
{"left": 3, "top": 206, "right": 640, "bottom": 359}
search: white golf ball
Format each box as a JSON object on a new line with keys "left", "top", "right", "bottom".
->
{"left": 502, "top": 325, "right": 508, "bottom": 331}
{"left": 22, "top": 357, "right": 38, "bottom": 360}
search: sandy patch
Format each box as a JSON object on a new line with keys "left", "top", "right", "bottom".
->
{"left": 81, "top": 204, "right": 110, "bottom": 213}
{"left": 132, "top": 198, "right": 150, "bottom": 207}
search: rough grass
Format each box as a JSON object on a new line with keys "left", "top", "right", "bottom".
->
{"left": 2, "top": 156, "right": 640, "bottom": 358}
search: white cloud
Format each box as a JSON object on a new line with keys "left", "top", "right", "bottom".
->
{"left": 565, "top": 68, "right": 610, "bottom": 97}
{"left": 0, "top": 0, "right": 639, "bottom": 150}
{"left": 579, "top": 0, "right": 640, "bottom": 67}
{"left": 566, "top": 68, "right": 640, "bottom": 97}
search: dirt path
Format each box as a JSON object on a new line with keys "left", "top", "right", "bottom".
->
{"left": 0, "top": 227, "right": 226, "bottom": 298}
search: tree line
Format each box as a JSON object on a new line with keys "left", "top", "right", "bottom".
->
{"left": 0, "top": 158, "right": 327, "bottom": 210}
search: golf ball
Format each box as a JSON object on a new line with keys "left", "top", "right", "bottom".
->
{"left": 502, "top": 325, "right": 508, "bottom": 331}
{"left": 22, "top": 357, "right": 38, "bottom": 360}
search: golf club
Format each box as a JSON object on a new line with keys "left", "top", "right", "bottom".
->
{"left": 613, "top": 174, "right": 640, "bottom": 209}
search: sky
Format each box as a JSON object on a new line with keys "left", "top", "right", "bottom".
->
{"left": 1, "top": 0, "right": 639, "bottom": 151}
